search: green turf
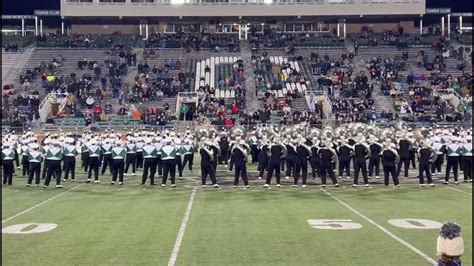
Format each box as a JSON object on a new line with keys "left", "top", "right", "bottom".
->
{"left": 2, "top": 158, "right": 472, "bottom": 265}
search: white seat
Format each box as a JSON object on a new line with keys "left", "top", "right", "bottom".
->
{"left": 282, "top": 87, "right": 287, "bottom": 95}
{"left": 225, "top": 90, "right": 230, "bottom": 98}
{"left": 230, "top": 90, "right": 235, "bottom": 98}
{"left": 214, "top": 89, "right": 220, "bottom": 97}
{"left": 296, "top": 83, "right": 302, "bottom": 92}
{"left": 270, "top": 56, "right": 275, "bottom": 63}
{"left": 294, "top": 61, "right": 300, "bottom": 73}
{"left": 291, "top": 83, "right": 297, "bottom": 92}
{"left": 286, "top": 83, "right": 292, "bottom": 91}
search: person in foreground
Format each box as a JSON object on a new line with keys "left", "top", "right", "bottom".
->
{"left": 437, "top": 222, "right": 464, "bottom": 266}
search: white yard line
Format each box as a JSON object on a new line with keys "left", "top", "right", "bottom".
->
{"left": 320, "top": 188, "right": 437, "bottom": 265}
{"left": 168, "top": 187, "right": 198, "bottom": 266}
{"left": 2, "top": 184, "right": 82, "bottom": 224}
{"left": 445, "top": 186, "right": 472, "bottom": 196}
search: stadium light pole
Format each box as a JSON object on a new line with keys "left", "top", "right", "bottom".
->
{"left": 337, "top": 22, "right": 340, "bottom": 37}
{"left": 40, "top": 19, "right": 43, "bottom": 36}
{"left": 447, "top": 14, "right": 451, "bottom": 39}
{"left": 441, "top": 16, "right": 445, "bottom": 36}
{"left": 459, "top": 16, "right": 462, "bottom": 34}
{"left": 145, "top": 24, "right": 149, "bottom": 40}
{"left": 21, "top": 18, "right": 25, "bottom": 37}
{"left": 35, "top": 16, "right": 38, "bottom": 36}
{"left": 343, "top": 19, "right": 346, "bottom": 39}
{"left": 419, "top": 15, "right": 423, "bottom": 35}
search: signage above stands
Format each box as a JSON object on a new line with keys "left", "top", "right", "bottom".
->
{"left": 451, "top": 13, "right": 473, "bottom": 17}
{"left": 2, "top": 15, "right": 35, "bottom": 19}
{"left": 425, "top": 8, "right": 452, "bottom": 14}
{"left": 34, "top": 10, "right": 61, "bottom": 16}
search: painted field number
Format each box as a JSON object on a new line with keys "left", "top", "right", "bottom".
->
{"left": 308, "top": 219, "right": 442, "bottom": 230}
{"left": 387, "top": 219, "right": 442, "bottom": 229}
{"left": 2, "top": 223, "right": 58, "bottom": 234}
{"left": 307, "top": 219, "right": 363, "bottom": 230}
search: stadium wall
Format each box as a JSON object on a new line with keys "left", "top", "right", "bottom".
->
{"left": 60, "top": 0, "right": 425, "bottom": 17}
{"left": 69, "top": 19, "right": 415, "bottom": 34}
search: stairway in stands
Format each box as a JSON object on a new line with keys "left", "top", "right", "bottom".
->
{"left": 2, "top": 48, "right": 35, "bottom": 87}
{"left": 239, "top": 40, "right": 263, "bottom": 112}
{"left": 352, "top": 47, "right": 397, "bottom": 115}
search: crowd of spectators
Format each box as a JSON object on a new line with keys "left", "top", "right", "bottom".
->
{"left": 145, "top": 32, "right": 239, "bottom": 53}
{"left": 4, "top": 43, "right": 19, "bottom": 52}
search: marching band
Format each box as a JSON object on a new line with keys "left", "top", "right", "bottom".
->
{"left": 1, "top": 122, "right": 472, "bottom": 189}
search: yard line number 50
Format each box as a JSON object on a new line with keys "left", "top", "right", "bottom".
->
{"left": 307, "top": 219, "right": 443, "bottom": 230}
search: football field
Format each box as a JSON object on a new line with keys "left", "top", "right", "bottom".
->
{"left": 2, "top": 161, "right": 472, "bottom": 266}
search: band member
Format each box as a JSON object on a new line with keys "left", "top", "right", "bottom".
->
{"left": 216, "top": 131, "right": 230, "bottom": 166}
{"left": 141, "top": 138, "right": 157, "bottom": 185}
{"left": 207, "top": 139, "right": 221, "bottom": 177}
{"left": 228, "top": 136, "right": 239, "bottom": 173}
{"left": 461, "top": 133, "right": 472, "bottom": 182}
{"left": 81, "top": 134, "right": 91, "bottom": 173}
{"left": 111, "top": 140, "right": 126, "bottom": 185}
{"left": 257, "top": 136, "right": 270, "bottom": 180}
{"left": 380, "top": 140, "right": 400, "bottom": 187}
{"left": 181, "top": 139, "right": 194, "bottom": 173}
{"left": 175, "top": 138, "right": 184, "bottom": 179}
{"left": 353, "top": 134, "right": 370, "bottom": 187}
{"left": 397, "top": 134, "right": 412, "bottom": 178}
{"left": 417, "top": 140, "right": 437, "bottom": 187}
{"left": 337, "top": 138, "right": 352, "bottom": 179}
{"left": 2, "top": 142, "right": 15, "bottom": 185}
{"left": 63, "top": 137, "right": 77, "bottom": 182}
{"left": 41, "top": 138, "right": 53, "bottom": 179}
{"left": 249, "top": 132, "right": 259, "bottom": 164}
{"left": 285, "top": 138, "right": 297, "bottom": 180}
{"left": 135, "top": 134, "right": 145, "bottom": 170}
{"left": 294, "top": 135, "right": 312, "bottom": 187}
{"left": 318, "top": 140, "right": 339, "bottom": 187}
{"left": 431, "top": 131, "right": 446, "bottom": 176}
{"left": 44, "top": 140, "right": 64, "bottom": 188}
{"left": 445, "top": 137, "right": 462, "bottom": 185}
{"left": 87, "top": 138, "right": 102, "bottom": 183}
{"left": 368, "top": 135, "right": 383, "bottom": 179}
{"left": 310, "top": 137, "right": 320, "bottom": 179}
{"left": 27, "top": 143, "right": 42, "bottom": 186}
{"left": 100, "top": 138, "right": 113, "bottom": 175}
{"left": 155, "top": 135, "right": 164, "bottom": 177}
{"left": 124, "top": 137, "right": 137, "bottom": 176}
{"left": 407, "top": 131, "right": 417, "bottom": 169}
{"left": 232, "top": 139, "right": 250, "bottom": 188}
{"left": 265, "top": 137, "right": 287, "bottom": 188}
{"left": 200, "top": 139, "right": 219, "bottom": 188}
{"left": 160, "top": 138, "right": 177, "bottom": 187}
{"left": 20, "top": 138, "right": 30, "bottom": 177}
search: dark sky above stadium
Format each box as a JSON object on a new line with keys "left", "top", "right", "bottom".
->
{"left": 2, "top": 0, "right": 472, "bottom": 14}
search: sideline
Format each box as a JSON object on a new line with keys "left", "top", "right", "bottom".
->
{"left": 445, "top": 186, "right": 472, "bottom": 196}
{"left": 320, "top": 188, "right": 437, "bottom": 265}
{"left": 168, "top": 187, "right": 198, "bottom": 266}
{"left": 2, "top": 184, "right": 82, "bottom": 224}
